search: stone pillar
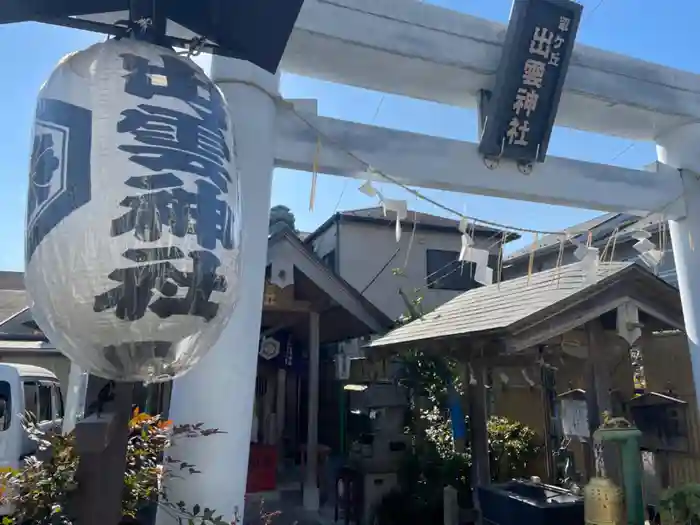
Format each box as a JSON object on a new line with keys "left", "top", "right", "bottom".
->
{"left": 657, "top": 123, "right": 700, "bottom": 412}
{"left": 156, "top": 57, "right": 279, "bottom": 524}
{"left": 304, "top": 311, "right": 321, "bottom": 511}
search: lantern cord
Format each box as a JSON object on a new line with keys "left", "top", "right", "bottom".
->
{"left": 112, "top": 19, "right": 152, "bottom": 40}
{"left": 184, "top": 36, "right": 207, "bottom": 58}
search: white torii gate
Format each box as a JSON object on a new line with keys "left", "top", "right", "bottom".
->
{"left": 157, "top": 0, "right": 700, "bottom": 522}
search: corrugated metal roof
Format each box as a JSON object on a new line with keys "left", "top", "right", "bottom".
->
{"left": 372, "top": 261, "right": 634, "bottom": 348}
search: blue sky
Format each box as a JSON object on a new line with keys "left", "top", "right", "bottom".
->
{"left": 2, "top": 0, "right": 699, "bottom": 271}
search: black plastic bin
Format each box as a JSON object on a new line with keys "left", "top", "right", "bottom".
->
{"left": 477, "top": 480, "right": 584, "bottom": 525}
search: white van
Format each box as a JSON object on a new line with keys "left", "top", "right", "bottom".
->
{"left": 0, "top": 364, "right": 64, "bottom": 472}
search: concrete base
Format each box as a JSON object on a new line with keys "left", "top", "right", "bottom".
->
{"left": 244, "top": 488, "right": 334, "bottom": 525}
{"left": 245, "top": 490, "right": 282, "bottom": 504}
{"left": 302, "top": 485, "right": 320, "bottom": 512}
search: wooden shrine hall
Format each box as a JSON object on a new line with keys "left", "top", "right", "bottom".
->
{"left": 247, "top": 225, "right": 391, "bottom": 501}
{"left": 369, "top": 261, "right": 685, "bottom": 508}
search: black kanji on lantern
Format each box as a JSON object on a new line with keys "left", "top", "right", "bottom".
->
{"left": 111, "top": 179, "right": 235, "bottom": 250}
{"left": 93, "top": 247, "right": 227, "bottom": 321}
{"left": 121, "top": 54, "right": 228, "bottom": 126}
{"left": 98, "top": 50, "right": 239, "bottom": 323}
{"left": 111, "top": 53, "right": 236, "bottom": 252}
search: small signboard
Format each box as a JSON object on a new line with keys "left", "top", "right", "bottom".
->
{"left": 560, "top": 398, "right": 589, "bottom": 438}
{"left": 478, "top": 0, "right": 582, "bottom": 163}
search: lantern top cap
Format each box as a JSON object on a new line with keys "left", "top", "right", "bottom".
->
{"left": 0, "top": 0, "right": 305, "bottom": 74}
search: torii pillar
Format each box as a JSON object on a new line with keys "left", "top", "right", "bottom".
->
{"left": 657, "top": 123, "right": 700, "bottom": 412}
{"left": 156, "top": 57, "right": 279, "bottom": 524}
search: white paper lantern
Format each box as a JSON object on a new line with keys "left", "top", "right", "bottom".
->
{"left": 24, "top": 38, "right": 242, "bottom": 382}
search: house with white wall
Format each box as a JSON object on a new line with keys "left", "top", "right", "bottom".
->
{"left": 304, "top": 207, "right": 518, "bottom": 323}
{"left": 503, "top": 212, "right": 677, "bottom": 286}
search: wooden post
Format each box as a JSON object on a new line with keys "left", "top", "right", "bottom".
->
{"left": 538, "top": 346, "right": 555, "bottom": 483}
{"left": 74, "top": 381, "right": 134, "bottom": 525}
{"left": 276, "top": 367, "right": 287, "bottom": 464}
{"left": 462, "top": 360, "right": 490, "bottom": 525}
{"left": 303, "top": 311, "right": 321, "bottom": 511}
{"left": 585, "top": 320, "right": 622, "bottom": 485}
{"left": 468, "top": 362, "right": 491, "bottom": 488}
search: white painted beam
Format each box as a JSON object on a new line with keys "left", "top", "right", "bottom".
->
{"left": 283, "top": 0, "right": 700, "bottom": 141}
{"left": 275, "top": 103, "right": 685, "bottom": 216}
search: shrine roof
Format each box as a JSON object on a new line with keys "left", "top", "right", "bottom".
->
{"left": 266, "top": 225, "right": 393, "bottom": 343}
{"left": 370, "top": 261, "right": 682, "bottom": 354}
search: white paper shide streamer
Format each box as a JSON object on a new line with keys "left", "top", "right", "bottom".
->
{"left": 24, "top": 38, "right": 242, "bottom": 382}
{"left": 382, "top": 198, "right": 408, "bottom": 242}
{"left": 458, "top": 219, "right": 493, "bottom": 286}
{"left": 573, "top": 243, "right": 599, "bottom": 285}
{"left": 632, "top": 230, "right": 663, "bottom": 269}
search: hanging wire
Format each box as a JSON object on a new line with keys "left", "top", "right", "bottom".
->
{"left": 332, "top": 94, "right": 388, "bottom": 214}
{"left": 282, "top": 100, "right": 685, "bottom": 240}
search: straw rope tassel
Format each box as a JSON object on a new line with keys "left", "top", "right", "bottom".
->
{"left": 309, "top": 137, "right": 321, "bottom": 211}
{"left": 496, "top": 232, "right": 506, "bottom": 289}
{"left": 527, "top": 233, "right": 538, "bottom": 285}
{"left": 555, "top": 237, "right": 565, "bottom": 289}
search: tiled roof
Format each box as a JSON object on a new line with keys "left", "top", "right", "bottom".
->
{"left": 0, "top": 271, "right": 27, "bottom": 325}
{"left": 341, "top": 207, "right": 513, "bottom": 238}
{"left": 371, "top": 261, "right": 635, "bottom": 348}
{"left": 506, "top": 213, "right": 623, "bottom": 262}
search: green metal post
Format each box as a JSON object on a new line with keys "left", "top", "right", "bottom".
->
{"left": 621, "top": 435, "right": 644, "bottom": 525}
{"left": 594, "top": 427, "right": 645, "bottom": 525}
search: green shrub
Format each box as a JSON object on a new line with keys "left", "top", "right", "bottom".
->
{"left": 487, "top": 416, "right": 540, "bottom": 482}
{"left": 660, "top": 483, "right": 700, "bottom": 525}
{"left": 0, "top": 411, "right": 229, "bottom": 525}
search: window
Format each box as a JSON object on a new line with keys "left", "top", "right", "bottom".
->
{"left": 0, "top": 381, "right": 11, "bottom": 431}
{"left": 23, "top": 382, "right": 38, "bottom": 422}
{"left": 23, "top": 381, "right": 55, "bottom": 423}
{"left": 54, "top": 385, "right": 64, "bottom": 419}
{"left": 426, "top": 250, "right": 498, "bottom": 291}
{"left": 38, "top": 383, "right": 53, "bottom": 422}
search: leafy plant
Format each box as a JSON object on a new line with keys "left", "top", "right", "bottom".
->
{"left": 487, "top": 416, "right": 540, "bottom": 482}
{"left": 0, "top": 428, "right": 78, "bottom": 525}
{"left": 376, "top": 290, "right": 539, "bottom": 525}
{"left": 660, "top": 484, "right": 700, "bottom": 525}
{"left": 0, "top": 410, "right": 234, "bottom": 525}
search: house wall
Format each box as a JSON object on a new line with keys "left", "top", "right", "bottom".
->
{"left": 643, "top": 332, "right": 700, "bottom": 489}
{"left": 309, "top": 220, "right": 339, "bottom": 270}
{"left": 505, "top": 232, "right": 677, "bottom": 287}
{"left": 492, "top": 336, "right": 636, "bottom": 482}
{"left": 0, "top": 351, "right": 70, "bottom": 389}
{"left": 490, "top": 331, "right": 700, "bottom": 493}
{"left": 333, "top": 220, "right": 500, "bottom": 321}
{"left": 504, "top": 247, "right": 577, "bottom": 279}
